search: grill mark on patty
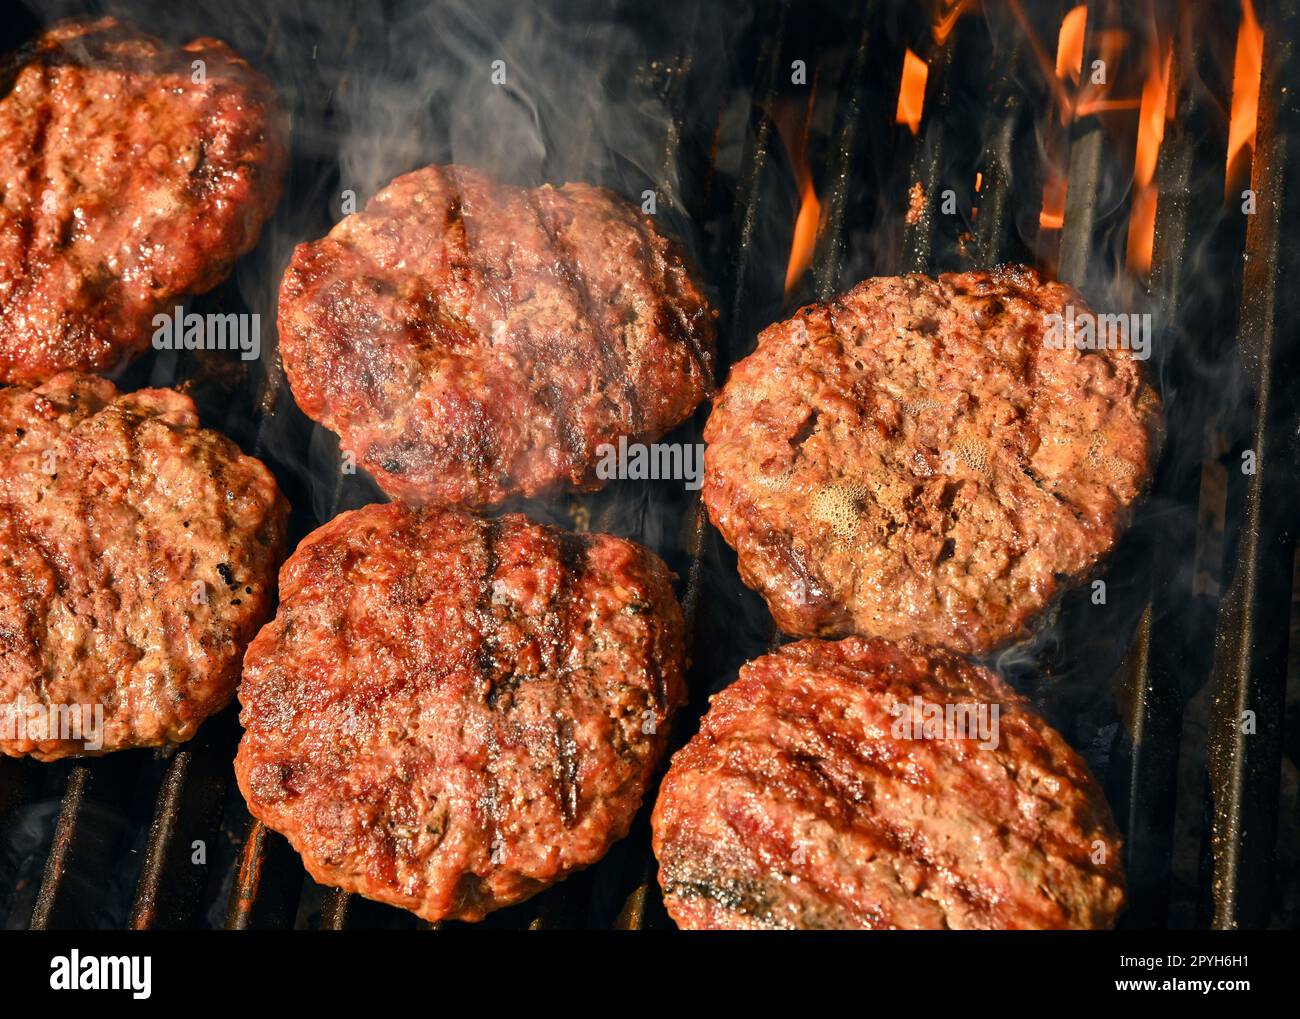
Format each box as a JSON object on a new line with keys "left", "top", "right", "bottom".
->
{"left": 488, "top": 194, "right": 584, "bottom": 468}
{"left": 554, "top": 715, "right": 579, "bottom": 828}
{"left": 484, "top": 670, "right": 528, "bottom": 707}
{"left": 2, "top": 506, "right": 63, "bottom": 686}
{"left": 476, "top": 516, "right": 503, "bottom": 694}
{"left": 644, "top": 615, "right": 666, "bottom": 712}
{"left": 1020, "top": 462, "right": 1086, "bottom": 522}
{"left": 618, "top": 203, "right": 711, "bottom": 387}
{"left": 434, "top": 167, "right": 498, "bottom": 481}
{"left": 718, "top": 739, "right": 1001, "bottom": 927}
{"left": 444, "top": 188, "right": 463, "bottom": 234}
{"left": 120, "top": 409, "right": 166, "bottom": 741}
{"left": 661, "top": 872, "right": 792, "bottom": 929}
{"left": 476, "top": 520, "right": 585, "bottom": 827}
{"left": 750, "top": 696, "right": 1085, "bottom": 924}
{"left": 444, "top": 168, "right": 582, "bottom": 470}
{"left": 526, "top": 191, "right": 641, "bottom": 435}
{"left": 755, "top": 530, "right": 836, "bottom": 614}
{"left": 548, "top": 530, "right": 588, "bottom": 827}
{"left": 784, "top": 748, "right": 1002, "bottom": 923}
{"left": 11, "top": 92, "right": 51, "bottom": 289}
{"left": 474, "top": 516, "right": 506, "bottom": 861}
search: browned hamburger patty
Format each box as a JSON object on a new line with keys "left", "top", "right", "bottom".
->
{"left": 703, "top": 266, "right": 1162, "bottom": 655}
{"left": 235, "top": 503, "right": 687, "bottom": 922}
{"left": 0, "top": 373, "right": 288, "bottom": 760}
{"left": 278, "top": 164, "right": 716, "bottom": 508}
{"left": 0, "top": 17, "right": 287, "bottom": 383}
{"left": 651, "top": 637, "right": 1126, "bottom": 929}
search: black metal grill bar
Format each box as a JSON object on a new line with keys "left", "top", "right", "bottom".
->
{"left": 899, "top": 9, "right": 963, "bottom": 273}
{"left": 811, "top": 0, "right": 877, "bottom": 299}
{"left": 970, "top": 3, "right": 1055, "bottom": 270}
{"left": 224, "top": 819, "right": 302, "bottom": 930}
{"left": 28, "top": 766, "right": 89, "bottom": 930}
{"left": 913, "top": 7, "right": 1038, "bottom": 276}
{"left": 966, "top": 40, "right": 1032, "bottom": 271}
{"left": 127, "top": 752, "right": 191, "bottom": 930}
{"left": 1049, "top": 0, "right": 1202, "bottom": 929}
{"left": 223, "top": 821, "right": 268, "bottom": 931}
{"left": 1112, "top": 1, "right": 1244, "bottom": 927}
{"left": 969, "top": 105, "right": 1022, "bottom": 266}
{"left": 613, "top": 1, "right": 792, "bottom": 929}
{"left": 320, "top": 887, "right": 351, "bottom": 930}
{"left": 129, "top": 716, "right": 242, "bottom": 928}
{"left": 1205, "top": 0, "right": 1300, "bottom": 930}
{"left": 23, "top": 749, "right": 151, "bottom": 927}
{"left": 1057, "top": 0, "right": 1144, "bottom": 293}
{"left": 717, "top": 0, "right": 789, "bottom": 369}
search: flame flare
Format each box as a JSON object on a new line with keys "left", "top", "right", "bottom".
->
{"left": 777, "top": 91, "right": 822, "bottom": 298}
{"left": 1226, "top": 0, "right": 1264, "bottom": 195}
{"left": 1039, "top": 175, "right": 1066, "bottom": 230}
{"left": 1126, "top": 39, "right": 1172, "bottom": 272}
{"left": 896, "top": 49, "right": 928, "bottom": 135}
{"left": 934, "top": 0, "right": 978, "bottom": 47}
{"left": 1039, "top": 7, "right": 1087, "bottom": 230}
{"left": 784, "top": 172, "right": 821, "bottom": 297}
{"left": 1056, "top": 5, "right": 1087, "bottom": 82}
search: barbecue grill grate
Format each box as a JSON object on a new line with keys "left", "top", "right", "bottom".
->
{"left": 1, "top": 0, "right": 1297, "bottom": 931}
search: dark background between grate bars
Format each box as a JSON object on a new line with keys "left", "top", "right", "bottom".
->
{"left": 0, "top": 0, "right": 1297, "bottom": 930}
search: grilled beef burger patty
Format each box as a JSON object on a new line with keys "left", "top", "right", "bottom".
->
{"left": 278, "top": 164, "right": 716, "bottom": 508}
{"left": 0, "top": 373, "right": 288, "bottom": 760}
{"left": 652, "top": 637, "right": 1126, "bottom": 929}
{"left": 0, "top": 17, "right": 287, "bottom": 383}
{"left": 703, "top": 266, "right": 1162, "bottom": 655}
{"left": 235, "top": 504, "right": 687, "bottom": 922}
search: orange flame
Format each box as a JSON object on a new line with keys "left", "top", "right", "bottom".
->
{"left": 1126, "top": 40, "right": 1172, "bottom": 272}
{"left": 1073, "top": 29, "right": 1138, "bottom": 118}
{"left": 934, "top": 0, "right": 978, "bottom": 47}
{"left": 1039, "top": 6, "right": 1087, "bottom": 230}
{"left": 785, "top": 175, "right": 816, "bottom": 292}
{"left": 785, "top": 172, "right": 821, "bottom": 296}
{"left": 777, "top": 89, "right": 822, "bottom": 298}
{"left": 1039, "top": 173, "right": 1067, "bottom": 230}
{"left": 1226, "top": 0, "right": 1264, "bottom": 195}
{"left": 1073, "top": 96, "right": 1143, "bottom": 117}
{"left": 896, "top": 49, "right": 929, "bottom": 135}
{"left": 1056, "top": 5, "right": 1087, "bottom": 82}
